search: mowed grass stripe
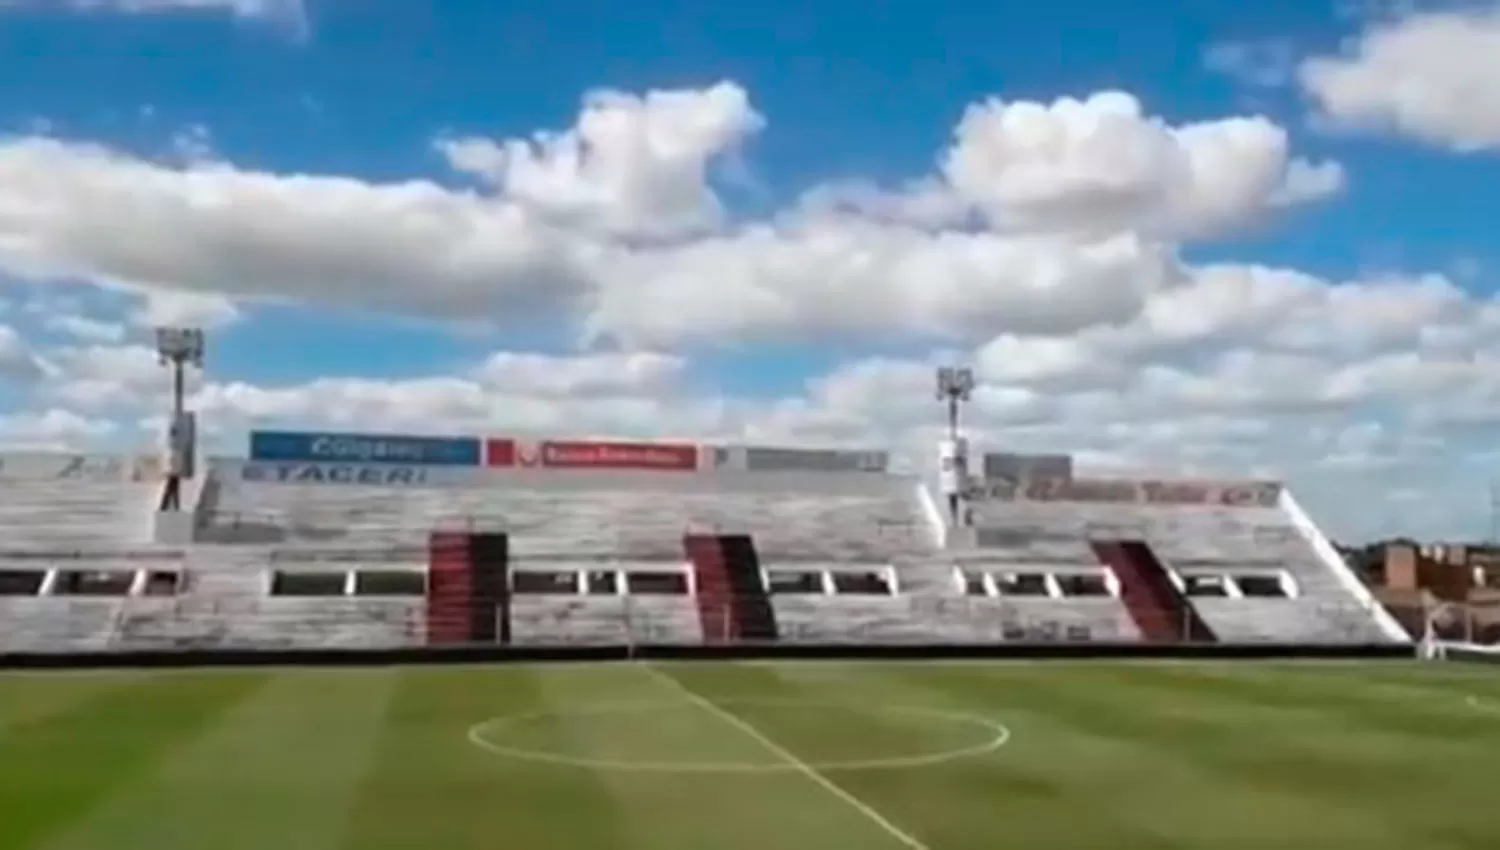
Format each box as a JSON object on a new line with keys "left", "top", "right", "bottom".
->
{"left": 922, "top": 663, "right": 1495, "bottom": 850}
{"left": 755, "top": 662, "right": 1186, "bottom": 850}
{"left": 858, "top": 663, "right": 1399, "bottom": 849}
{"left": 530, "top": 663, "right": 812, "bottom": 850}
{"left": 33, "top": 670, "right": 396, "bottom": 850}
{"left": 0, "top": 671, "right": 270, "bottom": 850}
{"left": 626, "top": 662, "right": 937, "bottom": 850}
{"left": 666, "top": 662, "right": 1031, "bottom": 850}
{"left": 340, "top": 666, "right": 628, "bottom": 850}
{"left": 1102, "top": 664, "right": 1500, "bottom": 849}
{"left": 1030, "top": 665, "right": 1486, "bottom": 847}
{"left": 7, "top": 661, "right": 1499, "bottom": 850}
{"left": 533, "top": 662, "right": 782, "bottom": 769}
{"left": 1087, "top": 663, "right": 1500, "bottom": 743}
{"left": 1055, "top": 664, "right": 1500, "bottom": 844}
{"left": 1231, "top": 662, "right": 1500, "bottom": 714}
{"left": 479, "top": 662, "right": 921, "bottom": 850}
{"left": 0, "top": 671, "right": 152, "bottom": 736}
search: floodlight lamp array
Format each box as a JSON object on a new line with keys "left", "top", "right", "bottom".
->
{"left": 155, "top": 327, "right": 205, "bottom": 368}
{"left": 935, "top": 366, "right": 974, "bottom": 401}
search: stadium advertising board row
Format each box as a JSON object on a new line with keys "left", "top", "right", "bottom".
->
{"left": 249, "top": 431, "right": 481, "bottom": 467}
{"left": 982, "top": 451, "right": 1072, "bottom": 482}
{"left": 735, "top": 446, "right": 889, "bottom": 473}
{"left": 484, "top": 440, "right": 888, "bottom": 473}
{"left": 240, "top": 461, "right": 434, "bottom": 486}
{"left": 968, "top": 476, "right": 1282, "bottom": 508}
{"left": 486, "top": 439, "right": 698, "bottom": 471}
{"left": 244, "top": 430, "right": 894, "bottom": 476}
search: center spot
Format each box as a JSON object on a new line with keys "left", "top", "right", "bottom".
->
{"left": 467, "top": 697, "right": 1011, "bottom": 774}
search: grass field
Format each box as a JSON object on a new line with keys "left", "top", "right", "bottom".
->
{"left": 1, "top": 660, "right": 1498, "bottom": 850}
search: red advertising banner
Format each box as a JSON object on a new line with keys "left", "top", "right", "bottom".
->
{"left": 524, "top": 440, "right": 699, "bottom": 471}
{"left": 485, "top": 439, "right": 517, "bottom": 468}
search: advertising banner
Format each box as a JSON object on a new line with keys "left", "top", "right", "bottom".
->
{"left": 486, "top": 439, "right": 517, "bottom": 468}
{"left": 249, "top": 431, "right": 480, "bottom": 467}
{"left": 982, "top": 452, "right": 1072, "bottom": 482}
{"left": 240, "top": 462, "right": 433, "bottom": 486}
{"left": 0, "top": 453, "right": 133, "bottom": 482}
{"left": 744, "top": 446, "right": 889, "bottom": 473}
{"left": 967, "top": 476, "right": 1281, "bottom": 508}
{"left": 522, "top": 440, "right": 699, "bottom": 471}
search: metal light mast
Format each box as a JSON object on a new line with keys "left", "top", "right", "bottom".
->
{"left": 935, "top": 366, "right": 974, "bottom": 440}
{"left": 935, "top": 366, "right": 975, "bottom": 527}
{"left": 155, "top": 327, "right": 205, "bottom": 512}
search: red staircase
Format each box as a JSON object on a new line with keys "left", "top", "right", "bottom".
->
{"left": 424, "top": 530, "right": 512, "bottom": 646}
{"left": 426, "top": 531, "right": 472, "bottom": 645}
{"left": 1091, "top": 540, "right": 1216, "bottom": 643}
{"left": 684, "top": 534, "right": 736, "bottom": 643}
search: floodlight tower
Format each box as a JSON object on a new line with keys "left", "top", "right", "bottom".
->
{"left": 936, "top": 367, "right": 973, "bottom": 441}
{"left": 935, "top": 367, "right": 974, "bottom": 527}
{"left": 155, "top": 327, "right": 204, "bottom": 512}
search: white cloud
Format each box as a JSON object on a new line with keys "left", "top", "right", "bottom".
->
{"left": 0, "top": 325, "right": 44, "bottom": 381}
{"left": 474, "top": 351, "right": 687, "bottom": 397}
{"left": 2, "top": 261, "right": 1497, "bottom": 542}
{"left": 586, "top": 225, "right": 1181, "bottom": 348}
{"left": 44, "top": 313, "right": 125, "bottom": 343}
{"left": 42, "top": 342, "right": 174, "bottom": 410}
{"left": 436, "top": 82, "right": 764, "bottom": 240}
{"left": 1204, "top": 39, "right": 1301, "bottom": 89}
{"left": 0, "top": 408, "right": 116, "bottom": 450}
{"left": 0, "top": 136, "right": 595, "bottom": 322}
{"left": 939, "top": 92, "right": 1342, "bottom": 239}
{"left": 2, "top": 78, "right": 1494, "bottom": 539}
{"left": 1301, "top": 6, "right": 1500, "bottom": 150}
{"left": 3, "top": 0, "right": 305, "bottom": 25}
{"left": 0, "top": 83, "right": 1339, "bottom": 350}
{"left": 168, "top": 124, "right": 216, "bottom": 164}
{"left": 129, "top": 289, "right": 241, "bottom": 330}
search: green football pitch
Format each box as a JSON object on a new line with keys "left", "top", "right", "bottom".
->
{"left": 2, "top": 660, "right": 1498, "bottom": 850}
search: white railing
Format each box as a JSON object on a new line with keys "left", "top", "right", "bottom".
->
{"left": 1278, "top": 489, "right": 1408, "bottom": 643}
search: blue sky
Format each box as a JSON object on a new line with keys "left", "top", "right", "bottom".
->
{"left": 0, "top": 0, "right": 1499, "bottom": 540}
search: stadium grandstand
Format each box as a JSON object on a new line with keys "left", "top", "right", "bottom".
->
{"left": 0, "top": 336, "right": 1414, "bottom": 656}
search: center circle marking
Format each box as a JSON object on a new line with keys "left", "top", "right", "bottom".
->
{"left": 466, "top": 697, "right": 1012, "bottom": 773}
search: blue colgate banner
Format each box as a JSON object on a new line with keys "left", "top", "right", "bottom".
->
{"left": 248, "top": 430, "right": 480, "bottom": 467}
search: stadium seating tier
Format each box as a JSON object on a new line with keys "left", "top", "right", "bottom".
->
{"left": 0, "top": 450, "right": 1407, "bottom": 651}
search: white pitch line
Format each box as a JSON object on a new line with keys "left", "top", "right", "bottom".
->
{"left": 640, "top": 663, "right": 932, "bottom": 850}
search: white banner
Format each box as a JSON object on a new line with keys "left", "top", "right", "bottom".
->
{"left": 0, "top": 452, "right": 163, "bottom": 483}
{"left": 968, "top": 476, "right": 1281, "bottom": 508}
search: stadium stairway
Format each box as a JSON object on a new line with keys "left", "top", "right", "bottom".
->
{"left": 425, "top": 531, "right": 511, "bottom": 646}
{"left": 1091, "top": 540, "right": 1217, "bottom": 643}
{"left": 684, "top": 533, "right": 780, "bottom": 644}
{"left": 427, "top": 531, "right": 473, "bottom": 646}
{"left": 684, "top": 534, "right": 736, "bottom": 643}
{"left": 720, "top": 534, "right": 779, "bottom": 643}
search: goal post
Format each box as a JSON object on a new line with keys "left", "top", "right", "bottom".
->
{"left": 1418, "top": 601, "right": 1451, "bottom": 661}
{"left": 1418, "top": 600, "right": 1500, "bottom": 663}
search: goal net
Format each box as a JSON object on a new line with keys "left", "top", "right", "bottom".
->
{"left": 1421, "top": 639, "right": 1500, "bottom": 664}
{"left": 1418, "top": 601, "right": 1500, "bottom": 663}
